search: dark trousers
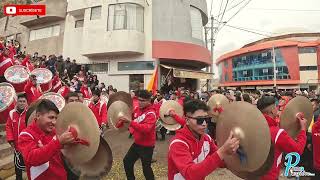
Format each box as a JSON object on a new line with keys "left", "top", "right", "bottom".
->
{"left": 14, "top": 165, "right": 23, "bottom": 180}
{"left": 123, "top": 143, "right": 155, "bottom": 180}
{"left": 159, "top": 127, "right": 167, "bottom": 140}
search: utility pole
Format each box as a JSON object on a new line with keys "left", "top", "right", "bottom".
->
{"left": 210, "top": 16, "right": 215, "bottom": 75}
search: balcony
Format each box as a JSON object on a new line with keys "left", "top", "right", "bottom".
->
{"left": 20, "top": 0, "right": 66, "bottom": 27}
{"left": 232, "top": 61, "right": 286, "bottom": 71}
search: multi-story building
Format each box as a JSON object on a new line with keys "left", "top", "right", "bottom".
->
{"left": 216, "top": 33, "right": 320, "bottom": 90}
{"left": 1, "top": 0, "right": 213, "bottom": 92}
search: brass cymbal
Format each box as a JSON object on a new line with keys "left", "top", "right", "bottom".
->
{"left": 56, "top": 102, "right": 100, "bottom": 165}
{"left": 159, "top": 119, "right": 182, "bottom": 131}
{"left": 280, "top": 96, "right": 313, "bottom": 138}
{"left": 159, "top": 100, "right": 183, "bottom": 125}
{"left": 107, "top": 101, "right": 132, "bottom": 132}
{"left": 207, "top": 94, "right": 229, "bottom": 119}
{"left": 216, "top": 101, "right": 271, "bottom": 174}
{"left": 65, "top": 137, "right": 113, "bottom": 178}
{"left": 107, "top": 91, "right": 133, "bottom": 110}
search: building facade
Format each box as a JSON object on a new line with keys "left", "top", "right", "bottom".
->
{"left": 216, "top": 33, "right": 320, "bottom": 90}
{"left": 1, "top": 0, "right": 212, "bottom": 92}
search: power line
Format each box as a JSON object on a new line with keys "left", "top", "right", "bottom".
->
{"left": 248, "top": 8, "right": 320, "bottom": 12}
{"left": 218, "top": 0, "right": 230, "bottom": 24}
{"left": 216, "top": 0, "right": 225, "bottom": 20}
{"left": 225, "top": 24, "right": 271, "bottom": 37}
{"left": 214, "top": 0, "right": 247, "bottom": 18}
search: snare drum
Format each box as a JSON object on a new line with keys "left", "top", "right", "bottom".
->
{"left": 31, "top": 68, "right": 53, "bottom": 93}
{"left": 4, "top": 65, "right": 29, "bottom": 93}
{"left": 0, "top": 83, "right": 16, "bottom": 123}
{"left": 40, "top": 92, "right": 65, "bottom": 111}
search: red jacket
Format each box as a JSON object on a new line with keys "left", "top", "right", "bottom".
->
{"left": 51, "top": 75, "right": 62, "bottom": 93}
{"left": 18, "top": 121, "right": 67, "bottom": 180}
{"left": 261, "top": 114, "right": 307, "bottom": 180}
{"left": 21, "top": 56, "right": 34, "bottom": 72}
{"left": 0, "top": 54, "right": 13, "bottom": 76}
{"left": 130, "top": 105, "right": 157, "bottom": 147}
{"left": 5, "top": 108, "right": 27, "bottom": 151}
{"left": 168, "top": 125, "right": 224, "bottom": 180}
{"left": 80, "top": 86, "right": 92, "bottom": 99}
{"left": 58, "top": 86, "right": 70, "bottom": 98}
{"left": 24, "top": 81, "right": 42, "bottom": 104}
{"left": 172, "top": 113, "right": 186, "bottom": 126}
{"left": 312, "top": 120, "right": 320, "bottom": 171}
{"left": 88, "top": 100, "right": 107, "bottom": 126}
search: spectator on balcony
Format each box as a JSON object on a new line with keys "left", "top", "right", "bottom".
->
{"left": 46, "top": 55, "right": 56, "bottom": 75}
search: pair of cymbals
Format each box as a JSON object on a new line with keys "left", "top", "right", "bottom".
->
{"left": 280, "top": 96, "right": 313, "bottom": 138}
{"left": 159, "top": 100, "right": 183, "bottom": 131}
{"left": 107, "top": 91, "right": 133, "bottom": 132}
{"left": 207, "top": 94, "right": 229, "bottom": 121}
{"left": 57, "top": 102, "right": 113, "bottom": 177}
{"left": 216, "top": 101, "right": 272, "bottom": 178}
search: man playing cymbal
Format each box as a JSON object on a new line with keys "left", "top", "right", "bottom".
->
{"left": 257, "top": 96, "right": 307, "bottom": 180}
{"left": 168, "top": 99, "right": 240, "bottom": 180}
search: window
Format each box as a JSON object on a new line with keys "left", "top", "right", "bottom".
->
{"left": 29, "top": 25, "right": 60, "bottom": 41}
{"left": 108, "top": 3, "right": 144, "bottom": 32}
{"left": 118, "top": 61, "right": 154, "bottom": 71}
{"left": 299, "top": 47, "right": 317, "bottom": 54}
{"left": 224, "top": 74, "right": 228, "bottom": 81}
{"left": 129, "top": 74, "right": 144, "bottom": 91}
{"left": 90, "top": 6, "right": 102, "bottom": 20}
{"left": 87, "top": 63, "right": 108, "bottom": 73}
{"left": 75, "top": 19, "right": 84, "bottom": 28}
{"left": 300, "top": 66, "right": 318, "bottom": 71}
{"left": 190, "top": 6, "right": 203, "bottom": 40}
{"left": 224, "top": 61, "right": 228, "bottom": 68}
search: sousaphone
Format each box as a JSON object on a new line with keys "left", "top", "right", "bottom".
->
{"left": 107, "top": 101, "right": 132, "bottom": 132}
{"left": 159, "top": 100, "right": 183, "bottom": 131}
{"left": 56, "top": 102, "right": 100, "bottom": 165}
{"left": 216, "top": 101, "right": 272, "bottom": 178}
{"left": 280, "top": 96, "right": 313, "bottom": 138}
{"left": 207, "top": 94, "right": 229, "bottom": 121}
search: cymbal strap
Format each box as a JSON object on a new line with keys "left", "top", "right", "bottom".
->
{"left": 213, "top": 107, "right": 224, "bottom": 113}
{"left": 69, "top": 127, "right": 90, "bottom": 146}
{"left": 236, "top": 146, "right": 247, "bottom": 165}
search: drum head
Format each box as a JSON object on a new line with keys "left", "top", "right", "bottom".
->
{"left": 0, "top": 83, "right": 16, "bottom": 112}
{"left": 40, "top": 92, "right": 66, "bottom": 111}
{"left": 4, "top": 65, "right": 29, "bottom": 84}
{"left": 31, "top": 68, "right": 53, "bottom": 84}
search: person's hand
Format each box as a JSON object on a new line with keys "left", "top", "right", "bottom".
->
{"left": 297, "top": 116, "right": 307, "bottom": 131}
{"left": 167, "top": 109, "right": 175, "bottom": 117}
{"left": 217, "top": 131, "right": 240, "bottom": 160}
{"left": 9, "top": 142, "right": 15, "bottom": 149}
{"left": 119, "top": 116, "right": 130, "bottom": 123}
{"left": 58, "top": 130, "right": 75, "bottom": 146}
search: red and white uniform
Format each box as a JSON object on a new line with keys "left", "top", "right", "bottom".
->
{"left": 21, "top": 56, "right": 34, "bottom": 72}
{"left": 88, "top": 100, "right": 107, "bottom": 126}
{"left": 312, "top": 120, "right": 320, "bottom": 171}
{"left": 24, "top": 81, "right": 42, "bottom": 104}
{"left": 129, "top": 105, "right": 157, "bottom": 147}
{"left": 18, "top": 121, "right": 67, "bottom": 180}
{"left": 261, "top": 114, "right": 307, "bottom": 180}
{"left": 168, "top": 125, "right": 224, "bottom": 180}
{"left": 80, "top": 86, "right": 92, "bottom": 99}
{"left": 51, "top": 75, "right": 62, "bottom": 93}
{"left": 58, "top": 86, "right": 70, "bottom": 98}
{"left": 0, "top": 54, "right": 13, "bottom": 76}
{"left": 5, "top": 108, "right": 27, "bottom": 151}
{"left": 153, "top": 98, "right": 166, "bottom": 118}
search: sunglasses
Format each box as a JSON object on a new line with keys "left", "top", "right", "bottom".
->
{"left": 187, "top": 116, "right": 211, "bottom": 125}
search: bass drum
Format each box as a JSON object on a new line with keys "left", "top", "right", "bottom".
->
{"left": 31, "top": 68, "right": 53, "bottom": 93}
{"left": 40, "top": 92, "right": 66, "bottom": 111}
{"left": 4, "top": 65, "right": 29, "bottom": 93}
{"left": 0, "top": 83, "right": 16, "bottom": 124}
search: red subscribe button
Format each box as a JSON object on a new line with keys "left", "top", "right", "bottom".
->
{"left": 4, "top": 5, "right": 46, "bottom": 16}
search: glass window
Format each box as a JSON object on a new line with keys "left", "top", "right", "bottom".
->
{"left": 299, "top": 66, "right": 318, "bottom": 71}
{"left": 87, "top": 63, "right": 108, "bottom": 73}
{"left": 129, "top": 74, "right": 144, "bottom": 91}
{"left": 225, "top": 74, "right": 228, "bottom": 81}
{"left": 75, "top": 20, "right": 84, "bottom": 28}
{"left": 298, "top": 47, "right": 317, "bottom": 54}
{"left": 118, "top": 61, "right": 154, "bottom": 71}
{"left": 108, "top": 3, "right": 144, "bottom": 32}
{"left": 90, "top": 6, "right": 102, "bottom": 20}
{"left": 190, "top": 6, "right": 203, "bottom": 40}
{"left": 224, "top": 61, "right": 228, "bottom": 68}
{"left": 29, "top": 25, "right": 61, "bottom": 41}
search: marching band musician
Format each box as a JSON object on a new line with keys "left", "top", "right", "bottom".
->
{"left": 24, "top": 74, "right": 42, "bottom": 104}
{"left": 80, "top": 82, "right": 92, "bottom": 99}
{"left": 18, "top": 100, "right": 76, "bottom": 180}
{"left": 121, "top": 90, "right": 157, "bottom": 180}
{"left": 168, "top": 99, "right": 240, "bottom": 180}
{"left": 257, "top": 96, "right": 307, "bottom": 180}
{"left": 51, "top": 72, "right": 62, "bottom": 93}
{"left": 88, "top": 89, "right": 108, "bottom": 128}
{"left": 21, "top": 55, "right": 35, "bottom": 72}
{"left": 5, "top": 93, "right": 28, "bottom": 180}
{"left": 0, "top": 43, "right": 13, "bottom": 82}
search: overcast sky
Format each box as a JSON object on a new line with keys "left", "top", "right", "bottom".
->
{"left": 206, "top": 0, "right": 320, "bottom": 66}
